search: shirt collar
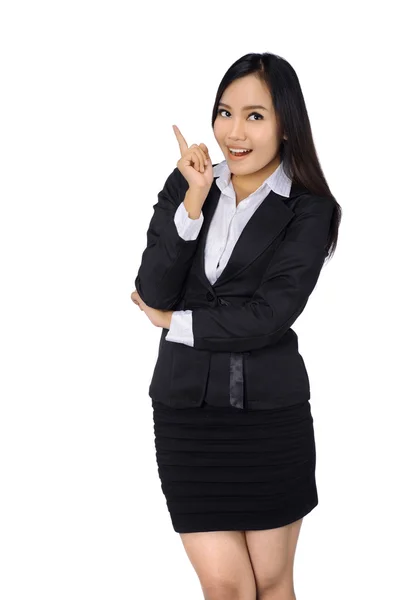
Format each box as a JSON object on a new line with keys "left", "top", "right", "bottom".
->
{"left": 212, "top": 159, "right": 292, "bottom": 199}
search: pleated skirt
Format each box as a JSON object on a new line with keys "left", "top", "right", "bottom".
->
{"left": 152, "top": 399, "right": 318, "bottom": 533}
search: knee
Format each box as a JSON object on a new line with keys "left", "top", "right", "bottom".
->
{"left": 256, "top": 567, "right": 295, "bottom": 599}
{"left": 257, "top": 577, "right": 295, "bottom": 600}
{"left": 202, "top": 580, "right": 238, "bottom": 600}
{"left": 202, "top": 576, "right": 254, "bottom": 600}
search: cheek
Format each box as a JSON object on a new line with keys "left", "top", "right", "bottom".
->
{"left": 253, "top": 124, "right": 276, "bottom": 145}
{"left": 213, "top": 122, "right": 225, "bottom": 144}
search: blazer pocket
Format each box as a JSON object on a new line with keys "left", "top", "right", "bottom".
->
{"left": 168, "top": 343, "right": 211, "bottom": 407}
{"left": 245, "top": 347, "right": 310, "bottom": 404}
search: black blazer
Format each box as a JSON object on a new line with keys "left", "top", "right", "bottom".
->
{"left": 134, "top": 165, "right": 334, "bottom": 410}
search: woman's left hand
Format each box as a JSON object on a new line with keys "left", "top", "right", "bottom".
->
{"left": 131, "top": 290, "right": 173, "bottom": 329}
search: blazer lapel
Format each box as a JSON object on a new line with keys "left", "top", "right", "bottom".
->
{"left": 194, "top": 179, "right": 220, "bottom": 290}
{"left": 213, "top": 189, "right": 295, "bottom": 287}
{"left": 196, "top": 178, "right": 307, "bottom": 290}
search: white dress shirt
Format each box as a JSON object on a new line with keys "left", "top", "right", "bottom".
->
{"left": 165, "top": 159, "right": 293, "bottom": 346}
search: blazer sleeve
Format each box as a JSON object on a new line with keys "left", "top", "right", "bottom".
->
{"left": 191, "top": 194, "right": 335, "bottom": 353}
{"left": 134, "top": 167, "right": 203, "bottom": 309}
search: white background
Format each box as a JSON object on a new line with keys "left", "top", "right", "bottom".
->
{"left": 1, "top": 1, "right": 399, "bottom": 598}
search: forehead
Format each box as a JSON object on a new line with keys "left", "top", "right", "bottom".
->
{"left": 219, "top": 75, "right": 272, "bottom": 108}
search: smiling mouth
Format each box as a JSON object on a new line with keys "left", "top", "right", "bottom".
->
{"left": 228, "top": 149, "right": 253, "bottom": 158}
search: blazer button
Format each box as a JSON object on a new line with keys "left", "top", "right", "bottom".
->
{"left": 206, "top": 291, "right": 214, "bottom": 302}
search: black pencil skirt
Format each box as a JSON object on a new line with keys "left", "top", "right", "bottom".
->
{"left": 151, "top": 398, "right": 319, "bottom": 534}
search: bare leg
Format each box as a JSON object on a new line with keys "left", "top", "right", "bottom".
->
{"left": 244, "top": 518, "right": 303, "bottom": 600}
{"left": 179, "top": 530, "right": 257, "bottom": 600}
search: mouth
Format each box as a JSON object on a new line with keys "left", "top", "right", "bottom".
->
{"left": 227, "top": 148, "right": 253, "bottom": 160}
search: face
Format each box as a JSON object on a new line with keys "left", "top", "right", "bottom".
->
{"left": 213, "top": 74, "right": 285, "bottom": 185}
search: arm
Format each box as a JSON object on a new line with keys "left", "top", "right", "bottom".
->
{"left": 134, "top": 168, "right": 204, "bottom": 309}
{"left": 184, "top": 194, "right": 335, "bottom": 353}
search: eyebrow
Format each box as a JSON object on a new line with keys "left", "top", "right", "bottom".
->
{"left": 218, "top": 102, "right": 269, "bottom": 111}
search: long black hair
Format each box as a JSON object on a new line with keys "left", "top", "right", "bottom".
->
{"left": 211, "top": 52, "right": 342, "bottom": 261}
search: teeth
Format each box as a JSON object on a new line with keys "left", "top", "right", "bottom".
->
{"left": 229, "top": 148, "right": 251, "bottom": 154}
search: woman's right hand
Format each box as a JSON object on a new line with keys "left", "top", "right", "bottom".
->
{"left": 173, "top": 124, "right": 214, "bottom": 193}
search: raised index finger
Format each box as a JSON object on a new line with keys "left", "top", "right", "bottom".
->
{"left": 172, "top": 124, "right": 188, "bottom": 157}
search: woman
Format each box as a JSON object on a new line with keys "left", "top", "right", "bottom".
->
{"left": 132, "top": 52, "right": 341, "bottom": 600}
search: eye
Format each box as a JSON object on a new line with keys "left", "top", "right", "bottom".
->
{"left": 217, "top": 109, "right": 230, "bottom": 118}
{"left": 217, "top": 109, "right": 264, "bottom": 121}
{"left": 248, "top": 112, "right": 263, "bottom": 120}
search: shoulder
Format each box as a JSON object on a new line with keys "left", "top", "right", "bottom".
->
{"left": 159, "top": 167, "right": 189, "bottom": 206}
{"left": 292, "top": 192, "right": 335, "bottom": 219}
{"left": 166, "top": 166, "right": 189, "bottom": 190}
{"left": 285, "top": 193, "right": 335, "bottom": 248}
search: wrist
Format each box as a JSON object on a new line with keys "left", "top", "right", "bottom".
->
{"left": 165, "top": 311, "right": 173, "bottom": 329}
{"left": 184, "top": 189, "right": 206, "bottom": 219}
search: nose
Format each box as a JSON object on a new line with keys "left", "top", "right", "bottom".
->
{"left": 227, "top": 118, "right": 247, "bottom": 140}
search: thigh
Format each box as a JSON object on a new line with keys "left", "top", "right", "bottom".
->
{"left": 244, "top": 518, "right": 303, "bottom": 594}
{"left": 179, "top": 530, "right": 257, "bottom": 600}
